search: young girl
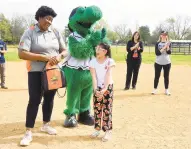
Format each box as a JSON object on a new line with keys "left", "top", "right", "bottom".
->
{"left": 89, "top": 42, "right": 115, "bottom": 142}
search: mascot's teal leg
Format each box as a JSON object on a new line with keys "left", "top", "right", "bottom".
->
{"left": 78, "top": 82, "right": 94, "bottom": 125}
{"left": 63, "top": 67, "right": 94, "bottom": 127}
{"left": 79, "top": 83, "right": 92, "bottom": 113}
{"left": 72, "top": 70, "right": 94, "bottom": 126}
{"left": 62, "top": 67, "right": 81, "bottom": 127}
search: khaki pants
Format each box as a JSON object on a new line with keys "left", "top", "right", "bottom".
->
{"left": 0, "top": 63, "right": 5, "bottom": 87}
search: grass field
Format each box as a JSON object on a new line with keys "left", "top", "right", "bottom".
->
{"left": 4, "top": 45, "right": 191, "bottom": 65}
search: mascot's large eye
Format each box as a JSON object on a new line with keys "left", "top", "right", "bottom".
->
{"left": 77, "top": 7, "right": 85, "bottom": 13}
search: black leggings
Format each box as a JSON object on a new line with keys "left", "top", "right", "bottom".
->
{"left": 154, "top": 63, "right": 171, "bottom": 89}
{"left": 125, "top": 60, "right": 141, "bottom": 88}
{"left": 26, "top": 72, "right": 57, "bottom": 128}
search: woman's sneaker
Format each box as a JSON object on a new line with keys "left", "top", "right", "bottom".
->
{"left": 165, "top": 89, "right": 171, "bottom": 96}
{"left": 151, "top": 89, "right": 157, "bottom": 95}
{"left": 20, "top": 130, "right": 32, "bottom": 146}
{"left": 102, "top": 130, "right": 112, "bottom": 142}
{"left": 90, "top": 130, "right": 100, "bottom": 138}
{"left": 41, "top": 123, "right": 57, "bottom": 135}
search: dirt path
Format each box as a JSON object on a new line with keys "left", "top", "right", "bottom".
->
{"left": 0, "top": 62, "right": 191, "bottom": 149}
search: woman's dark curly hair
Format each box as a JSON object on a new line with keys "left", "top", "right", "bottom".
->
{"left": 35, "top": 6, "right": 57, "bottom": 21}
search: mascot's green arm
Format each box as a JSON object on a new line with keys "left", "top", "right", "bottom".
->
{"left": 68, "top": 36, "right": 95, "bottom": 59}
{"left": 89, "top": 28, "right": 107, "bottom": 47}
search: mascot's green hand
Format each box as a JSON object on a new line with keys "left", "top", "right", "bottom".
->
{"left": 89, "top": 28, "right": 107, "bottom": 46}
{"left": 89, "top": 30, "right": 103, "bottom": 46}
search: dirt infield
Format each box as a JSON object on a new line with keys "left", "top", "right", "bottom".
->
{"left": 0, "top": 62, "right": 191, "bottom": 149}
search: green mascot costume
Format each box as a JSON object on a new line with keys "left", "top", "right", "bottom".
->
{"left": 62, "top": 5, "right": 108, "bottom": 127}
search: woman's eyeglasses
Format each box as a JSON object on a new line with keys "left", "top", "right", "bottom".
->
{"left": 96, "top": 47, "right": 105, "bottom": 51}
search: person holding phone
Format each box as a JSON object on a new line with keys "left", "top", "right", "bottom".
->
{"left": 152, "top": 31, "right": 171, "bottom": 95}
{"left": 124, "top": 31, "right": 143, "bottom": 90}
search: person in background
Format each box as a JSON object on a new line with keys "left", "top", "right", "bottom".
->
{"left": 124, "top": 31, "right": 143, "bottom": 90}
{"left": 0, "top": 38, "right": 8, "bottom": 89}
{"left": 152, "top": 31, "right": 171, "bottom": 95}
{"left": 18, "top": 6, "right": 67, "bottom": 146}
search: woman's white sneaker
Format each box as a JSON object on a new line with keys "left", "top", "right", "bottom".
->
{"left": 151, "top": 89, "right": 157, "bottom": 95}
{"left": 165, "top": 89, "right": 171, "bottom": 96}
{"left": 20, "top": 130, "right": 32, "bottom": 146}
{"left": 41, "top": 123, "right": 57, "bottom": 135}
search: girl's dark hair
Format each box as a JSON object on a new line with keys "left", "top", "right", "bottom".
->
{"left": 99, "top": 42, "right": 112, "bottom": 58}
{"left": 131, "top": 31, "right": 140, "bottom": 42}
{"left": 35, "top": 6, "right": 57, "bottom": 21}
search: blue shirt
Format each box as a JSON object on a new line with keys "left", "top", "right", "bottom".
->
{"left": 0, "top": 40, "right": 7, "bottom": 63}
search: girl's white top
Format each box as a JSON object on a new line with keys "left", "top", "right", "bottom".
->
{"left": 89, "top": 58, "right": 116, "bottom": 88}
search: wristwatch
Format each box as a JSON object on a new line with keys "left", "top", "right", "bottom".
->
{"left": 60, "top": 54, "right": 65, "bottom": 59}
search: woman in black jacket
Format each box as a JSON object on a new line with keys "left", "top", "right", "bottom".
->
{"left": 124, "top": 31, "right": 143, "bottom": 90}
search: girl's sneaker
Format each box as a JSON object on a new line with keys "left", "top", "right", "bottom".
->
{"left": 151, "top": 89, "right": 157, "bottom": 95}
{"left": 165, "top": 89, "right": 171, "bottom": 96}
{"left": 91, "top": 130, "right": 100, "bottom": 138}
{"left": 20, "top": 130, "right": 32, "bottom": 146}
{"left": 102, "top": 130, "right": 112, "bottom": 142}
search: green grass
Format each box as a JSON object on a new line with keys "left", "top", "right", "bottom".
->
{"left": 5, "top": 51, "right": 21, "bottom": 61}
{"left": 4, "top": 45, "right": 191, "bottom": 66}
{"left": 111, "top": 46, "right": 191, "bottom": 66}
{"left": 4, "top": 45, "right": 20, "bottom": 61}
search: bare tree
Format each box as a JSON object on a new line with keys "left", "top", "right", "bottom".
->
{"left": 139, "top": 26, "right": 151, "bottom": 44}
{"left": 93, "top": 18, "right": 110, "bottom": 30}
{"left": 11, "top": 15, "right": 26, "bottom": 43}
{"left": 165, "top": 16, "right": 191, "bottom": 40}
{"left": 149, "top": 23, "right": 167, "bottom": 44}
{"left": 114, "top": 24, "right": 130, "bottom": 43}
{"left": 23, "top": 14, "right": 36, "bottom": 28}
{"left": 10, "top": 14, "right": 36, "bottom": 43}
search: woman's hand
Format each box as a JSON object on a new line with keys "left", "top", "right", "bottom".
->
{"left": 94, "top": 89, "right": 102, "bottom": 97}
{"left": 100, "top": 88, "right": 107, "bottom": 95}
{"left": 41, "top": 55, "right": 51, "bottom": 62}
{"left": 134, "top": 42, "right": 139, "bottom": 50}
{"left": 49, "top": 55, "right": 61, "bottom": 66}
{"left": 165, "top": 42, "right": 170, "bottom": 50}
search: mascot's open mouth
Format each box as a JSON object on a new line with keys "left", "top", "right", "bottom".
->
{"left": 78, "top": 22, "right": 92, "bottom": 28}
